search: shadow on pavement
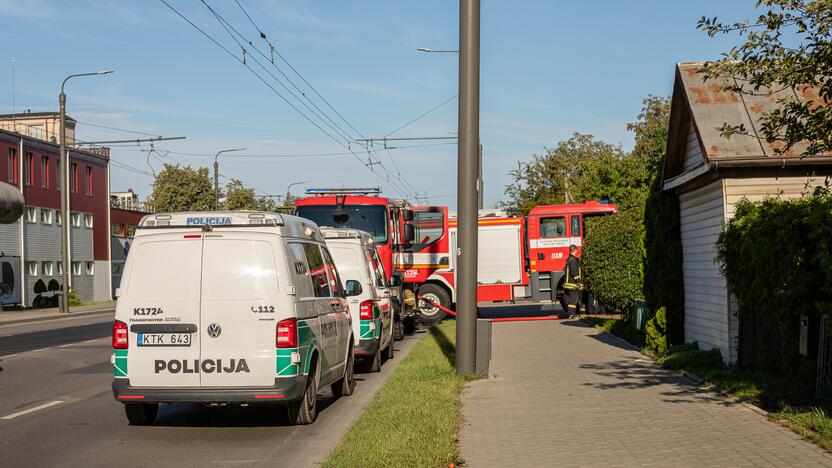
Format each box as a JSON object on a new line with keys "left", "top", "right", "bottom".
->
{"left": 579, "top": 358, "right": 741, "bottom": 407}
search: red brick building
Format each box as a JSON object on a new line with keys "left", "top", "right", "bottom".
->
{"left": 0, "top": 113, "right": 111, "bottom": 306}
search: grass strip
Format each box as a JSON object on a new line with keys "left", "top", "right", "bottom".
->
{"left": 323, "top": 320, "right": 464, "bottom": 468}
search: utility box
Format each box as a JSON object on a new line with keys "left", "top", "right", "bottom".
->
{"left": 476, "top": 318, "right": 492, "bottom": 377}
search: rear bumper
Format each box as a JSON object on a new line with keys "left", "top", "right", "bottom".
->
{"left": 112, "top": 376, "right": 307, "bottom": 404}
{"left": 354, "top": 338, "right": 379, "bottom": 357}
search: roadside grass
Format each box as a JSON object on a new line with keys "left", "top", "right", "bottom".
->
{"left": 323, "top": 320, "right": 464, "bottom": 468}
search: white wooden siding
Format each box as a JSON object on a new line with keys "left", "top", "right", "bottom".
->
{"left": 683, "top": 121, "right": 704, "bottom": 171}
{"left": 679, "top": 180, "right": 731, "bottom": 361}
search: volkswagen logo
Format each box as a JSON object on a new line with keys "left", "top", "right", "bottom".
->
{"left": 207, "top": 323, "right": 222, "bottom": 338}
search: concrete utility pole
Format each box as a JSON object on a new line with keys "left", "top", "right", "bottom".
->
{"left": 59, "top": 70, "right": 112, "bottom": 313}
{"left": 456, "top": 0, "right": 480, "bottom": 375}
{"left": 213, "top": 148, "right": 246, "bottom": 210}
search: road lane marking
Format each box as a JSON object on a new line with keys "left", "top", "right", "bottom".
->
{"left": 1, "top": 401, "right": 65, "bottom": 420}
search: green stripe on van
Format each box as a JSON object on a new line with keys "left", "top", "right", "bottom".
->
{"left": 114, "top": 350, "right": 128, "bottom": 377}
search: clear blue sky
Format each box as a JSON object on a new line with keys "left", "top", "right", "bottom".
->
{"left": 0, "top": 0, "right": 759, "bottom": 208}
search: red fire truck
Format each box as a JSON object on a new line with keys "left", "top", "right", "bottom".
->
{"left": 295, "top": 188, "right": 617, "bottom": 325}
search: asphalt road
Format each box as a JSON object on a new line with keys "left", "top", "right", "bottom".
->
{"left": 0, "top": 314, "right": 420, "bottom": 467}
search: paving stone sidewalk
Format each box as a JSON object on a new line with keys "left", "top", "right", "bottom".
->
{"left": 460, "top": 319, "right": 832, "bottom": 467}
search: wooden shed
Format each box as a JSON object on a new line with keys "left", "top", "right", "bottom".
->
{"left": 662, "top": 62, "right": 832, "bottom": 364}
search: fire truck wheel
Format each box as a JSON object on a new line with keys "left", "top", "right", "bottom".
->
{"left": 417, "top": 284, "right": 450, "bottom": 325}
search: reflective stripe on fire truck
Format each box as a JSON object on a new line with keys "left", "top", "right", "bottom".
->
{"left": 529, "top": 237, "right": 583, "bottom": 249}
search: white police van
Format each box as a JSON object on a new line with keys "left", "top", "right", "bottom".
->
{"left": 321, "top": 227, "right": 394, "bottom": 372}
{"left": 111, "top": 211, "right": 356, "bottom": 425}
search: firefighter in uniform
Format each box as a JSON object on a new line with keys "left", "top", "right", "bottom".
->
{"left": 562, "top": 245, "right": 583, "bottom": 316}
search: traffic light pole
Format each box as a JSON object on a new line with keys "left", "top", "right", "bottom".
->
{"left": 455, "top": 0, "right": 480, "bottom": 375}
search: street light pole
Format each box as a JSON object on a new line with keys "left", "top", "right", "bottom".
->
{"left": 285, "top": 180, "right": 309, "bottom": 202}
{"left": 213, "top": 148, "right": 246, "bottom": 210}
{"left": 456, "top": 0, "right": 480, "bottom": 374}
{"left": 59, "top": 70, "right": 113, "bottom": 313}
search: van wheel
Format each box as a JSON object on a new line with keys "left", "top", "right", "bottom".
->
{"left": 124, "top": 403, "right": 158, "bottom": 426}
{"left": 331, "top": 343, "right": 356, "bottom": 398}
{"left": 287, "top": 362, "right": 319, "bottom": 425}
{"left": 393, "top": 319, "right": 405, "bottom": 341}
{"left": 403, "top": 316, "right": 417, "bottom": 334}
{"left": 417, "top": 284, "right": 450, "bottom": 325}
{"left": 362, "top": 345, "right": 381, "bottom": 373}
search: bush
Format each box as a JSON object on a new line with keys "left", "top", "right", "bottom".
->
{"left": 583, "top": 208, "right": 645, "bottom": 313}
{"left": 716, "top": 193, "right": 832, "bottom": 378}
{"left": 644, "top": 307, "right": 668, "bottom": 356}
{"left": 643, "top": 176, "right": 685, "bottom": 345}
{"left": 68, "top": 289, "right": 82, "bottom": 307}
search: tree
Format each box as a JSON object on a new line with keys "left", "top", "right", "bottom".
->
{"left": 224, "top": 178, "right": 257, "bottom": 210}
{"left": 699, "top": 0, "right": 832, "bottom": 157}
{"left": 148, "top": 164, "right": 214, "bottom": 212}
{"left": 501, "top": 133, "right": 648, "bottom": 214}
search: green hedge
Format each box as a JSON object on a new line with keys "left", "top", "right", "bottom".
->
{"left": 583, "top": 208, "right": 645, "bottom": 313}
{"left": 643, "top": 176, "right": 685, "bottom": 346}
{"left": 716, "top": 193, "right": 832, "bottom": 378}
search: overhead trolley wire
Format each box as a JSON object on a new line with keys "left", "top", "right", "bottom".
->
{"left": 161, "top": 0, "right": 414, "bottom": 199}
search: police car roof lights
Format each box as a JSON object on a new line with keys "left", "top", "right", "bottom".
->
{"left": 138, "top": 211, "right": 285, "bottom": 228}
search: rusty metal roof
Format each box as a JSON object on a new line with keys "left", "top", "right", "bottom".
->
{"left": 663, "top": 62, "right": 830, "bottom": 185}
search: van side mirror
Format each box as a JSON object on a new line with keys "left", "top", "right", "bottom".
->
{"left": 402, "top": 209, "right": 414, "bottom": 222}
{"left": 403, "top": 223, "right": 416, "bottom": 243}
{"left": 345, "top": 280, "right": 363, "bottom": 297}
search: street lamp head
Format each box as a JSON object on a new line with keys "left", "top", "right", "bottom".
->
{"left": 417, "top": 48, "right": 432, "bottom": 52}
{"left": 98, "top": 70, "right": 114, "bottom": 75}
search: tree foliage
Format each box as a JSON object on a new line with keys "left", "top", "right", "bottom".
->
{"left": 148, "top": 164, "right": 214, "bottom": 212}
{"left": 699, "top": 0, "right": 832, "bottom": 156}
{"left": 224, "top": 178, "right": 257, "bottom": 210}
{"left": 501, "top": 133, "right": 648, "bottom": 214}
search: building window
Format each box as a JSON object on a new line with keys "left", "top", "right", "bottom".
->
{"left": 85, "top": 166, "right": 92, "bottom": 196}
{"left": 71, "top": 261, "right": 82, "bottom": 276}
{"left": 8, "top": 148, "right": 18, "bottom": 184}
{"left": 25, "top": 207, "right": 37, "bottom": 223}
{"left": 84, "top": 214, "right": 93, "bottom": 228}
{"left": 24, "top": 152, "right": 33, "bottom": 186}
{"left": 85, "top": 261, "right": 95, "bottom": 275}
{"left": 41, "top": 156, "right": 49, "bottom": 188}
{"left": 70, "top": 212, "right": 81, "bottom": 227}
{"left": 56, "top": 262, "right": 63, "bottom": 275}
{"left": 55, "top": 210, "right": 62, "bottom": 225}
{"left": 42, "top": 261, "right": 54, "bottom": 276}
{"left": 41, "top": 209, "right": 52, "bottom": 224}
{"left": 70, "top": 163, "right": 78, "bottom": 193}
{"left": 26, "top": 261, "right": 38, "bottom": 277}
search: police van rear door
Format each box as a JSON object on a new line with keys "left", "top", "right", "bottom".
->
{"left": 121, "top": 232, "right": 203, "bottom": 387}
{"left": 199, "top": 231, "right": 280, "bottom": 387}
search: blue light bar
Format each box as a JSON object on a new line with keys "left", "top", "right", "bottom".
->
{"left": 305, "top": 187, "right": 382, "bottom": 196}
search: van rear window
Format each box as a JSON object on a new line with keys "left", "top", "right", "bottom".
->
{"left": 126, "top": 241, "right": 201, "bottom": 300}
{"left": 202, "top": 239, "right": 278, "bottom": 301}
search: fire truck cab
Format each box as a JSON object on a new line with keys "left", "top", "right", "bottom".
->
{"left": 525, "top": 200, "right": 618, "bottom": 303}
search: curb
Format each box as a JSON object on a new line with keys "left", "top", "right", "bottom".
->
{"left": 0, "top": 307, "right": 115, "bottom": 326}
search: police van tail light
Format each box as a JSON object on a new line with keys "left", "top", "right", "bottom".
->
{"left": 113, "top": 320, "right": 128, "bottom": 349}
{"left": 277, "top": 318, "right": 298, "bottom": 348}
{"left": 359, "top": 300, "right": 375, "bottom": 320}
